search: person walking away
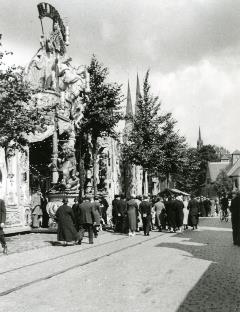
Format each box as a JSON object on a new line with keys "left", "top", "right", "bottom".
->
{"left": 139, "top": 195, "right": 152, "bottom": 236}
{"left": 199, "top": 196, "right": 205, "bottom": 217}
{"left": 188, "top": 195, "right": 200, "bottom": 230}
{"left": 230, "top": 191, "right": 240, "bottom": 246}
{"left": 165, "top": 195, "right": 177, "bottom": 232}
{"left": 203, "top": 197, "right": 211, "bottom": 217}
{"left": 175, "top": 196, "right": 184, "bottom": 232}
{"left": 78, "top": 196, "right": 97, "bottom": 244}
{"left": 100, "top": 195, "right": 109, "bottom": 226}
{"left": 112, "top": 194, "right": 119, "bottom": 228}
{"left": 126, "top": 195, "right": 138, "bottom": 236}
{"left": 72, "top": 197, "right": 80, "bottom": 231}
{"left": 0, "top": 198, "right": 7, "bottom": 254}
{"left": 183, "top": 196, "right": 189, "bottom": 230}
{"left": 154, "top": 197, "right": 165, "bottom": 232}
{"left": 115, "top": 194, "right": 127, "bottom": 233}
{"left": 221, "top": 195, "right": 229, "bottom": 218}
{"left": 92, "top": 196, "right": 101, "bottom": 238}
{"left": 55, "top": 198, "right": 79, "bottom": 246}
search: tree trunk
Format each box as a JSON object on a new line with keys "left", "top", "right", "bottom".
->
{"left": 92, "top": 136, "right": 98, "bottom": 196}
{"left": 143, "top": 169, "right": 148, "bottom": 196}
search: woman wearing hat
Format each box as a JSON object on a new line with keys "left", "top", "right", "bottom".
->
{"left": 55, "top": 198, "right": 79, "bottom": 245}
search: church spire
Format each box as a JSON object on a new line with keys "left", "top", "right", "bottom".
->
{"left": 197, "top": 127, "right": 203, "bottom": 150}
{"left": 135, "top": 73, "right": 141, "bottom": 115}
{"left": 126, "top": 80, "right": 133, "bottom": 117}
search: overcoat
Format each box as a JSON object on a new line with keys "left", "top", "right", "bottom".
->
{"left": 230, "top": 195, "right": 240, "bottom": 246}
{"left": 187, "top": 199, "right": 199, "bottom": 226}
{"left": 55, "top": 204, "right": 78, "bottom": 242}
{"left": 0, "top": 199, "right": 6, "bottom": 235}
{"left": 78, "top": 201, "right": 96, "bottom": 225}
{"left": 174, "top": 199, "right": 184, "bottom": 227}
{"left": 165, "top": 199, "right": 177, "bottom": 229}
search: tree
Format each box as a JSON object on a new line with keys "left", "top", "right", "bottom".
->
{"left": 197, "top": 145, "right": 219, "bottom": 187}
{"left": 173, "top": 147, "right": 201, "bottom": 194}
{"left": 213, "top": 170, "right": 233, "bottom": 196}
{"left": 0, "top": 50, "right": 50, "bottom": 153}
{"left": 79, "top": 55, "right": 124, "bottom": 195}
{"left": 122, "top": 70, "right": 186, "bottom": 187}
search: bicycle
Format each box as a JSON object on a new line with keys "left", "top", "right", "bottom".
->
{"left": 219, "top": 209, "right": 229, "bottom": 222}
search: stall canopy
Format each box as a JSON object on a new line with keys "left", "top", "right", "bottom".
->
{"left": 159, "top": 188, "right": 190, "bottom": 197}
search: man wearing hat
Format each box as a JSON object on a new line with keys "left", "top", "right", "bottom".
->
{"left": 78, "top": 195, "right": 97, "bottom": 244}
{"left": 230, "top": 190, "right": 240, "bottom": 246}
{"left": 55, "top": 197, "right": 79, "bottom": 245}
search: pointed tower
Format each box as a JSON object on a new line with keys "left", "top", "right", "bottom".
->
{"left": 126, "top": 81, "right": 133, "bottom": 119}
{"left": 135, "top": 73, "right": 141, "bottom": 115}
{"left": 197, "top": 127, "right": 203, "bottom": 150}
{"left": 123, "top": 81, "right": 133, "bottom": 143}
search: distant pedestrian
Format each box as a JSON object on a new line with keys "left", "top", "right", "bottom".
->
{"left": 55, "top": 198, "right": 79, "bottom": 245}
{"left": 72, "top": 197, "right": 80, "bottom": 231}
{"left": 139, "top": 195, "right": 152, "bottom": 236}
{"left": 112, "top": 194, "right": 120, "bottom": 227}
{"left": 100, "top": 195, "right": 109, "bottom": 225}
{"left": 188, "top": 195, "right": 200, "bottom": 230}
{"left": 175, "top": 196, "right": 184, "bottom": 232}
{"left": 183, "top": 196, "right": 189, "bottom": 230}
{"left": 0, "top": 198, "right": 7, "bottom": 254}
{"left": 92, "top": 196, "right": 101, "bottom": 238}
{"left": 165, "top": 196, "right": 177, "bottom": 232}
{"left": 78, "top": 196, "right": 97, "bottom": 244}
{"left": 115, "top": 194, "right": 127, "bottom": 233}
{"left": 154, "top": 197, "right": 165, "bottom": 231}
{"left": 230, "top": 191, "right": 240, "bottom": 246}
{"left": 127, "top": 195, "right": 138, "bottom": 236}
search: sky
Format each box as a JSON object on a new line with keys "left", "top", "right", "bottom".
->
{"left": 1, "top": 0, "right": 240, "bottom": 152}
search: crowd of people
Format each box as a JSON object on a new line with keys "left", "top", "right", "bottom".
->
{"left": 0, "top": 190, "right": 238, "bottom": 254}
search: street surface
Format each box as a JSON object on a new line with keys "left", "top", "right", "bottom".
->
{"left": 0, "top": 218, "right": 239, "bottom": 312}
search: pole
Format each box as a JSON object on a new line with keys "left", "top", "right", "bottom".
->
{"left": 51, "top": 53, "right": 60, "bottom": 184}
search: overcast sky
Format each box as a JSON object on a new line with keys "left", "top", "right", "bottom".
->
{"left": 1, "top": 0, "right": 240, "bottom": 151}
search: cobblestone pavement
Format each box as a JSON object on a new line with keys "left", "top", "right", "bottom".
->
{"left": 2, "top": 233, "right": 58, "bottom": 255}
{"left": 0, "top": 217, "right": 239, "bottom": 312}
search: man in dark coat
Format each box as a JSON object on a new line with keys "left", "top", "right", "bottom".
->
{"left": 165, "top": 196, "right": 177, "bottom": 232}
{"left": 188, "top": 195, "right": 200, "bottom": 230}
{"left": 55, "top": 198, "right": 79, "bottom": 245}
{"left": 230, "top": 191, "right": 240, "bottom": 246}
{"left": 78, "top": 196, "right": 97, "bottom": 244}
{"left": 112, "top": 194, "right": 120, "bottom": 227}
{"left": 72, "top": 197, "right": 80, "bottom": 231}
{"left": 174, "top": 196, "right": 184, "bottom": 232}
{"left": 115, "top": 194, "right": 127, "bottom": 233}
{"left": 0, "top": 198, "right": 7, "bottom": 254}
{"left": 139, "top": 195, "right": 152, "bottom": 236}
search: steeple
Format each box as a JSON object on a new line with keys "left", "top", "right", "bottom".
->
{"left": 126, "top": 80, "right": 133, "bottom": 117}
{"left": 135, "top": 73, "right": 141, "bottom": 115}
{"left": 197, "top": 127, "right": 203, "bottom": 150}
{"left": 123, "top": 81, "right": 133, "bottom": 143}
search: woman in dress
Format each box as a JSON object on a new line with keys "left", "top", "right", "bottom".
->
{"left": 127, "top": 195, "right": 138, "bottom": 236}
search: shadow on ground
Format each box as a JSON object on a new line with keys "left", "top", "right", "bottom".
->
{"left": 156, "top": 222, "right": 240, "bottom": 312}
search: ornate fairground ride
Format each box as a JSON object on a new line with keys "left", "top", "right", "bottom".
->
{"left": 25, "top": 3, "right": 90, "bottom": 224}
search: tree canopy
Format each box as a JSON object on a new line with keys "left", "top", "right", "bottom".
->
{"left": 0, "top": 64, "right": 49, "bottom": 150}
{"left": 122, "top": 70, "right": 186, "bottom": 178}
